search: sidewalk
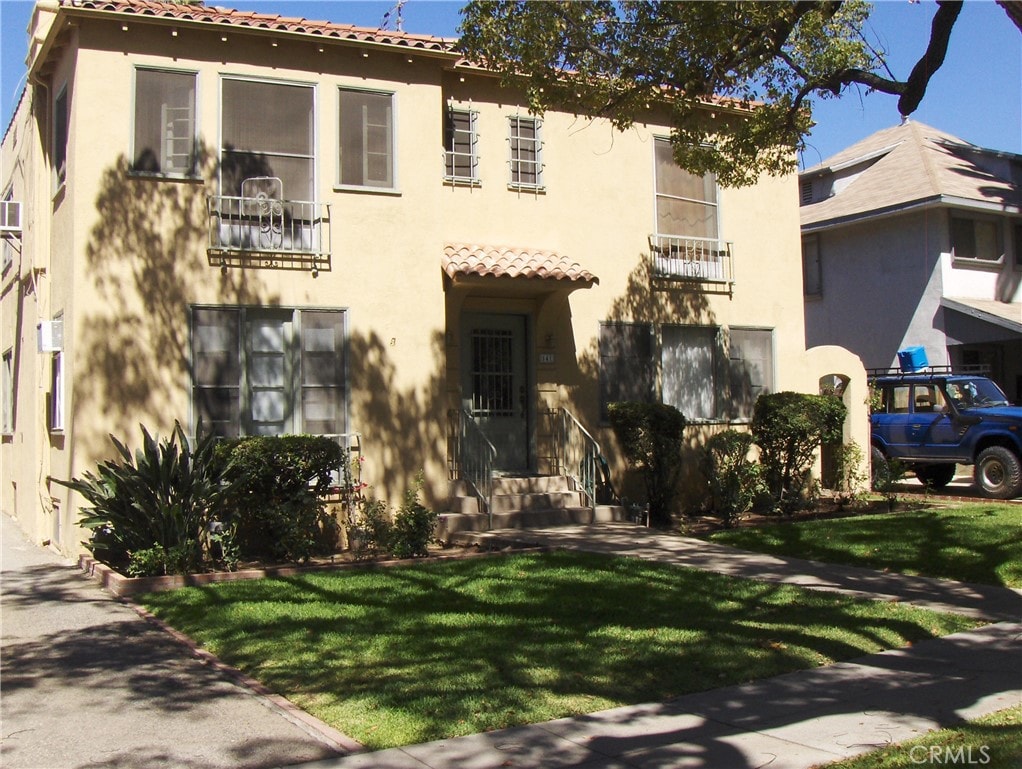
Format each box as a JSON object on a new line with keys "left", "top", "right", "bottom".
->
{"left": 288, "top": 524, "right": 1021, "bottom": 769}
{"left": 3, "top": 517, "right": 1020, "bottom": 769}
{"left": 0, "top": 513, "right": 347, "bottom": 769}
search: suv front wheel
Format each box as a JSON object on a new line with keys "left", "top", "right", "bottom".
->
{"left": 974, "top": 446, "right": 1022, "bottom": 500}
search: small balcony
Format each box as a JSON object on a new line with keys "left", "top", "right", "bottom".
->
{"left": 649, "top": 234, "right": 733, "bottom": 290}
{"left": 207, "top": 184, "right": 330, "bottom": 272}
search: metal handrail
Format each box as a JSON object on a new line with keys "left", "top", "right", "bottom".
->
{"left": 448, "top": 408, "right": 497, "bottom": 524}
{"left": 547, "top": 407, "right": 601, "bottom": 509}
{"left": 207, "top": 194, "right": 331, "bottom": 257}
{"left": 649, "top": 234, "right": 733, "bottom": 284}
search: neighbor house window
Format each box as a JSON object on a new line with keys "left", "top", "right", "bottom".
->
{"left": 2, "top": 348, "right": 13, "bottom": 435}
{"left": 950, "top": 213, "right": 1002, "bottom": 263}
{"left": 338, "top": 88, "right": 394, "bottom": 189}
{"left": 603, "top": 322, "right": 773, "bottom": 423}
{"left": 654, "top": 137, "right": 718, "bottom": 240}
{"left": 191, "top": 306, "right": 346, "bottom": 438}
{"left": 802, "top": 235, "right": 822, "bottom": 297}
{"left": 221, "top": 77, "right": 315, "bottom": 201}
{"left": 53, "top": 86, "right": 68, "bottom": 186}
{"left": 508, "top": 115, "right": 542, "bottom": 189}
{"left": 132, "top": 68, "right": 197, "bottom": 176}
{"left": 445, "top": 107, "right": 479, "bottom": 185}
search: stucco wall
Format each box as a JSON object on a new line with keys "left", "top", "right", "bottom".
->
{"left": 3, "top": 7, "right": 865, "bottom": 554}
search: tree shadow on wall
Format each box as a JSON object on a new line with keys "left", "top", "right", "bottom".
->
{"left": 347, "top": 328, "right": 448, "bottom": 507}
{"left": 569, "top": 257, "right": 721, "bottom": 505}
{"left": 78, "top": 147, "right": 276, "bottom": 460}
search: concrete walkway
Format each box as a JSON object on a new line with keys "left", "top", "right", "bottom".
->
{"left": 290, "top": 524, "right": 1021, "bottom": 769}
{"left": 3, "top": 517, "right": 1020, "bottom": 769}
{"left": 0, "top": 513, "right": 346, "bottom": 769}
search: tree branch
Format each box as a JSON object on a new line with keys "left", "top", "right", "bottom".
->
{"left": 897, "top": 0, "right": 963, "bottom": 115}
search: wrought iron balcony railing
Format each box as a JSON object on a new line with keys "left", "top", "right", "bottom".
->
{"left": 207, "top": 194, "right": 330, "bottom": 260}
{"left": 649, "top": 234, "right": 733, "bottom": 285}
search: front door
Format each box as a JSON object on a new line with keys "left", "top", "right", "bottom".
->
{"left": 462, "top": 313, "right": 529, "bottom": 473}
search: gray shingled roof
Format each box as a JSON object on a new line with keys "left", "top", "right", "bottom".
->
{"left": 800, "top": 120, "right": 1021, "bottom": 228}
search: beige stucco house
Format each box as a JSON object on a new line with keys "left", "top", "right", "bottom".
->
{"left": 1, "top": 0, "right": 865, "bottom": 556}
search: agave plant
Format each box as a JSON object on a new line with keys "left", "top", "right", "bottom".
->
{"left": 56, "top": 422, "right": 231, "bottom": 574}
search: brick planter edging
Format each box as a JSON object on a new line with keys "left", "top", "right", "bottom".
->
{"left": 78, "top": 544, "right": 548, "bottom": 597}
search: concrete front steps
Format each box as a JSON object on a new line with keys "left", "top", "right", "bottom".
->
{"left": 438, "top": 475, "right": 627, "bottom": 540}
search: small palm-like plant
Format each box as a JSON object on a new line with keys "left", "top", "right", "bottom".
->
{"left": 57, "top": 422, "right": 230, "bottom": 574}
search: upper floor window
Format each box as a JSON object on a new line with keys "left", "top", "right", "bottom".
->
{"left": 654, "top": 137, "right": 718, "bottom": 241}
{"left": 2, "top": 187, "right": 14, "bottom": 273}
{"left": 53, "top": 86, "right": 69, "bottom": 187}
{"left": 338, "top": 88, "right": 394, "bottom": 189}
{"left": 445, "top": 107, "right": 479, "bottom": 185}
{"left": 950, "top": 212, "right": 1002, "bottom": 263}
{"left": 132, "top": 68, "right": 197, "bottom": 177}
{"left": 508, "top": 115, "right": 542, "bottom": 190}
{"left": 221, "top": 78, "right": 315, "bottom": 202}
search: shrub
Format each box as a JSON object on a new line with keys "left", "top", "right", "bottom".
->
{"left": 608, "top": 401, "right": 687, "bottom": 526}
{"left": 346, "top": 497, "right": 392, "bottom": 561}
{"left": 832, "top": 441, "right": 868, "bottom": 510}
{"left": 391, "top": 475, "right": 438, "bottom": 559}
{"left": 56, "top": 422, "right": 231, "bottom": 574}
{"left": 751, "top": 392, "right": 846, "bottom": 515}
{"left": 701, "top": 430, "right": 763, "bottom": 527}
{"left": 217, "top": 435, "right": 343, "bottom": 563}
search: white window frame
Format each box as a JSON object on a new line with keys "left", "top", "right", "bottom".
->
{"left": 653, "top": 137, "right": 719, "bottom": 241}
{"left": 444, "top": 106, "right": 480, "bottom": 186}
{"left": 337, "top": 86, "right": 396, "bottom": 192}
{"left": 190, "top": 305, "right": 348, "bottom": 438}
{"left": 507, "top": 115, "right": 543, "bottom": 191}
{"left": 49, "top": 312, "right": 65, "bottom": 433}
{"left": 130, "top": 66, "right": 198, "bottom": 178}
{"left": 950, "top": 211, "right": 1004, "bottom": 265}
{"left": 2, "top": 348, "right": 13, "bottom": 435}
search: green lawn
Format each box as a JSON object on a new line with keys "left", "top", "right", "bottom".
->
{"left": 815, "top": 704, "right": 1022, "bottom": 769}
{"left": 706, "top": 503, "right": 1022, "bottom": 587}
{"left": 143, "top": 550, "right": 978, "bottom": 750}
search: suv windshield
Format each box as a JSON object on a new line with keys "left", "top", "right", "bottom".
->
{"left": 945, "top": 377, "right": 1010, "bottom": 409}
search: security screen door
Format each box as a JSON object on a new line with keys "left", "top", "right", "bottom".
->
{"left": 462, "top": 313, "right": 529, "bottom": 473}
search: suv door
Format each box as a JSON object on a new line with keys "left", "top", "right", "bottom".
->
{"left": 873, "top": 382, "right": 965, "bottom": 461}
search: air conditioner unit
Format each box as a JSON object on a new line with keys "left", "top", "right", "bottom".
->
{"left": 0, "top": 201, "right": 21, "bottom": 235}
{"left": 37, "top": 319, "right": 63, "bottom": 352}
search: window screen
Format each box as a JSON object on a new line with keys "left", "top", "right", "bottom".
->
{"left": 339, "top": 88, "right": 394, "bottom": 188}
{"left": 132, "top": 69, "right": 196, "bottom": 176}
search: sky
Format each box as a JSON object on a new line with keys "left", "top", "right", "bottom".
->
{"left": 1, "top": 0, "right": 1020, "bottom": 169}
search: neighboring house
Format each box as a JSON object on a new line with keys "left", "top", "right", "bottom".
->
{"left": 800, "top": 119, "right": 1022, "bottom": 401}
{"left": 1, "top": 0, "right": 864, "bottom": 556}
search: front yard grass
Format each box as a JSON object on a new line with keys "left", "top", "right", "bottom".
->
{"left": 704, "top": 502, "right": 1022, "bottom": 587}
{"left": 142, "top": 550, "right": 978, "bottom": 751}
{"left": 814, "top": 704, "right": 1022, "bottom": 768}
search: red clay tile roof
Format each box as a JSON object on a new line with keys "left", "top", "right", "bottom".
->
{"left": 443, "top": 244, "right": 598, "bottom": 285}
{"left": 63, "top": 1, "right": 457, "bottom": 52}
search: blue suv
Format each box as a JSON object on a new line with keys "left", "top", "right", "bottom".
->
{"left": 869, "top": 369, "right": 1022, "bottom": 499}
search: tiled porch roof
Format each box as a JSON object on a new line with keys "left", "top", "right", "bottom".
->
{"left": 442, "top": 244, "right": 599, "bottom": 285}
{"left": 62, "top": 1, "right": 457, "bottom": 52}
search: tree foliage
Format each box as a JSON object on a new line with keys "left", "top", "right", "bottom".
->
{"left": 458, "top": 1, "right": 1019, "bottom": 188}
